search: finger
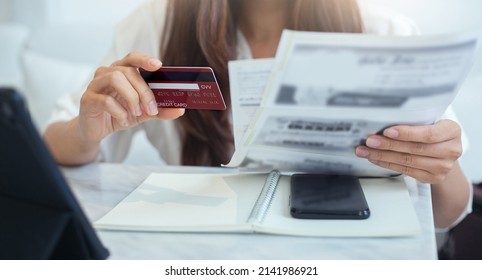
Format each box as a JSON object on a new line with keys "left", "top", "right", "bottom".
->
{"left": 89, "top": 71, "right": 141, "bottom": 117}
{"left": 83, "top": 92, "right": 129, "bottom": 127}
{"left": 111, "top": 66, "right": 159, "bottom": 116}
{"left": 383, "top": 119, "right": 461, "bottom": 144}
{"left": 93, "top": 66, "right": 110, "bottom": 78}
{"left": 364, "top": 135, "right": 462, "bottom": 159}
{"left": 156, "top": 108, "right": 185, "bottom": 120}
{"left": 126, "top": 108, "right": 185, "bottom": 126}
{"left": 355, "top": 146, "right": 455, "bottom": 174}
{"left": 368, "top": 160, "right": 446, "bottom": 184}
{"left": 94, "top": 66, "right": 158, "bottom": 116}
{"left": 112, "top": 52, "right": 162, "bottom": 71}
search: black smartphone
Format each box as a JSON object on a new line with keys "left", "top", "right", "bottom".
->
{"left": 289, "top": 174, "right": 370, "bottom": 219}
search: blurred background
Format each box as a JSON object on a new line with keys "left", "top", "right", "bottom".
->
{"left": 1, "top": 0, "right": 482, "bottom": 180}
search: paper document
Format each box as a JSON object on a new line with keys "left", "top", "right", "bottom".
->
{"left": 227, "top": 30, "right": 480, "bottom": 176}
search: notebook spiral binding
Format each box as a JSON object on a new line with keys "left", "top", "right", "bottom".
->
{"left": 247, "top": 170, "right": 281, "bottom": 224}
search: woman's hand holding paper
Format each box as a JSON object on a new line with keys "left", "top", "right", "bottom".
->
{"left": 355, "top": 119, "right": 462, "bottom": 184}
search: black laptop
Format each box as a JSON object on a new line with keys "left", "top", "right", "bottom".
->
{"left": 0, "top": 88, "right": 109, "bottom": 260}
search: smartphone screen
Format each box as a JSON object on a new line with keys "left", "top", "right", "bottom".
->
{"left": 289, "top": 174, "right": 370, "bottom": 219}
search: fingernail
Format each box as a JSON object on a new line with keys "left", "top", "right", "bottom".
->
{"left": 369, "top": 160, "right": 380, "bottom": 165}
{"left": 384, "top": 128, "right": 399, "bottom": 138}
{"left": 148, "top": 100, "right": 158, "bottom": 115}
{"left": 366, "top": 138, "right": 381, "bottom": 148}
{"left": 123, "top": 120, "right": 129, "bottom": 127}
{"left": 135, "top": 104, "right": 142, "bottom": 116}
{"left": 356, "top": 147, "right": 370, "bottom": 157}
{"left": 149, "top": 58, "right": 162, "bottom": 68}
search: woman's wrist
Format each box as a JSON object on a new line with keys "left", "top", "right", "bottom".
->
{"left": 430, "top": 162, "right": 470, "bottom": 229}
{"left": 44, "top": 118, "right": 101, "bottom": 166}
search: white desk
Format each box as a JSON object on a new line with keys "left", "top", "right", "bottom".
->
{"left": 62, "top": 163, "right": 438, "bottom": 259}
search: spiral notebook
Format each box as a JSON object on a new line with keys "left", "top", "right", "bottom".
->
{"left": 94, "top": 170, "right": 420, "bottom": 237}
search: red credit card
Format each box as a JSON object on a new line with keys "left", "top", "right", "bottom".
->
{"left": 140, "top": 67, "right": 226, "bottom": 110}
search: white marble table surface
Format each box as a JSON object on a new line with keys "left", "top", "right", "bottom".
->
{"left": 62, "top": 163, "right": 437, "bottom": 260}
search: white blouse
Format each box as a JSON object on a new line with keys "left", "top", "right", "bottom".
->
{"left": 50, "top": 0, "right": 424, "bottom": 164}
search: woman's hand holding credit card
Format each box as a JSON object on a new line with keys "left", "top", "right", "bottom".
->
{"left": 76, "top": 52, "right": 187, "bottom": 144}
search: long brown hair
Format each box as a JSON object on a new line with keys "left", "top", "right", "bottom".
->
{"left": 161, "top": 0, "right": 363, "bottom": 166}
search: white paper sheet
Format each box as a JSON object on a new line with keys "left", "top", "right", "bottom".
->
{"left": 227, "top": 30, "right": 480, "bottom": 176}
